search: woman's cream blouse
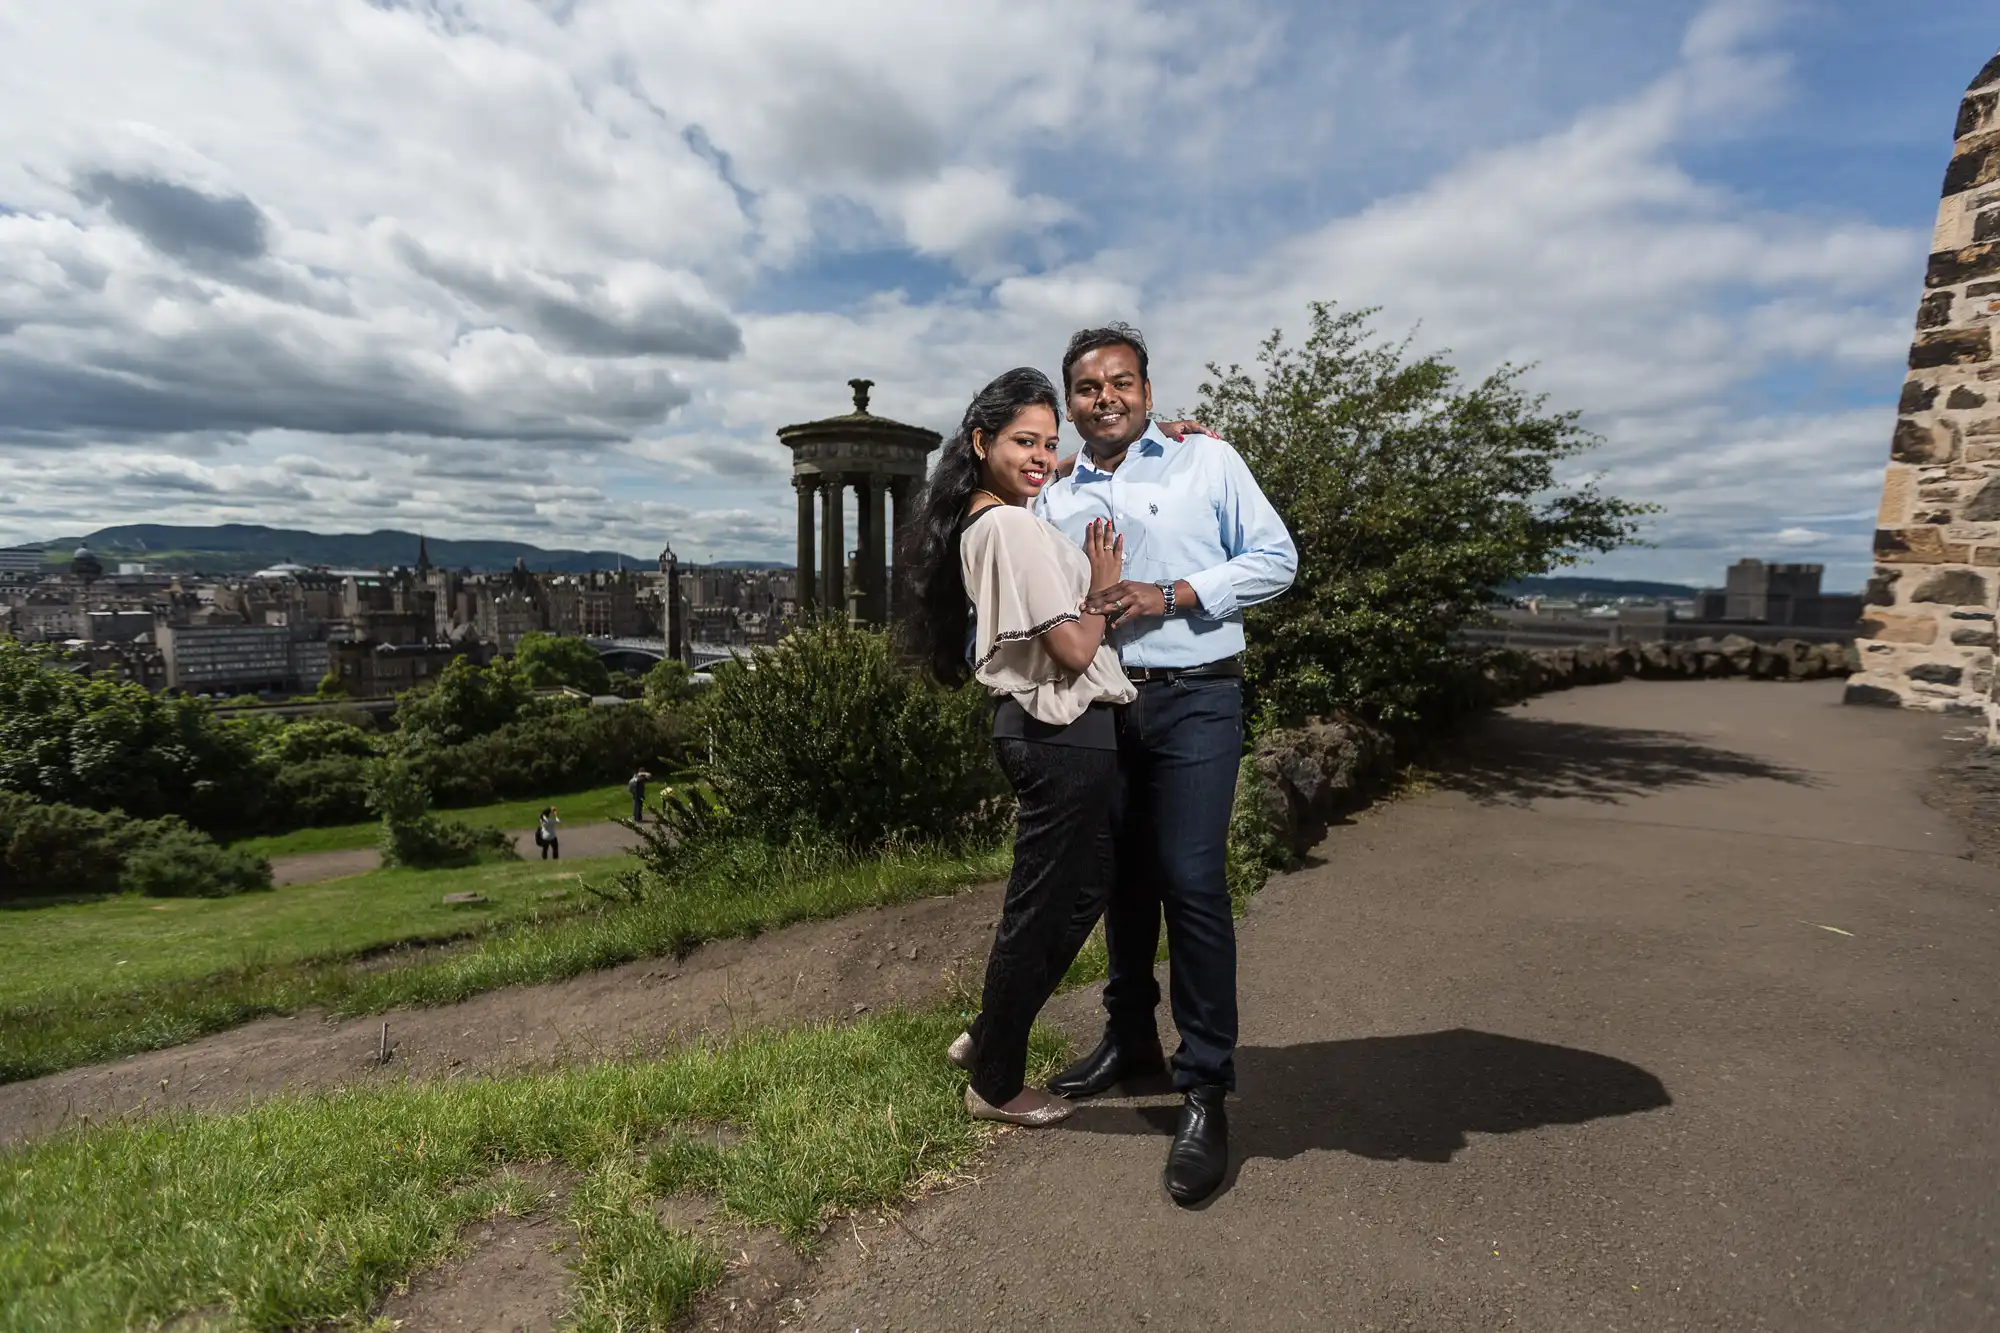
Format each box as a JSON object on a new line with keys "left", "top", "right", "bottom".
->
{"left": 959, "top": 504, "right": 1136, "bottom": 725}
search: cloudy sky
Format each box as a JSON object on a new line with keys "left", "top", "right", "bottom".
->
{"left": 1, "top": 1, "right": 1991, "bottom": 587}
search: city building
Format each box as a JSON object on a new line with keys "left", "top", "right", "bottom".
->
{"left": 329, "top": 639, "right": 473, "bottom": 697}
{"left": 155, "top": 621, "right": 300, "bottom": 695}
{"left": 0, "top": 545, "right": 45, "bottom": 580}
{"left": 1693, "top": 560, "right": 1864, "bottom": 630}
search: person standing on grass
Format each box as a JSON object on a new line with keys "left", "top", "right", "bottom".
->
{"left": 627, "top": 770, "right": 650, "bottom": 823}
{"left": 537, "top": 806, "right": 561, "bottom": 860}
{"left": 1037, "top": 322, "right": 1297, "bottom": 1206}
{"left": 899, "top": 367, "right": 1135, "bottom": 1129}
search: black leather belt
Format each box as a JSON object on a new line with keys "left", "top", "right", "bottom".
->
{"left": 1124, "top": 657, "right": 1243, "bottom": 684}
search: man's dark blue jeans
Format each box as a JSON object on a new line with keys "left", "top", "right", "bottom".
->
{"left": 1067, "top": 674, "right": 1243, "bottom": 1091}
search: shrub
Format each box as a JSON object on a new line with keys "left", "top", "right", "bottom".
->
{"left": 269, "top": 754, "right": 374, "bottom": 827}
{"left": 1194, "top": 302, "right": 1650, "bottom": 730}
{"left": 404, "top": 702, "right": 689, "bottom": 808}
{"left": 118, "top": 822, "right": 273, "bottom": 899}
{"left": 697, "top": 619, "right": 1004, "bottom": 850}
{"left": 1224, "top": 755, "right": 1289, "bottom": 906}
{"left": 0, "top": 791, "right": 134, "bottom": 898}
{"left": 0, "top": 792, "right": 272, "bottom": 901}
{"left": 366, "top": 758, "right": 515, "bottom": 870}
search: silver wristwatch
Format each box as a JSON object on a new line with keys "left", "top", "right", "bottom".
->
{"left": 1158, "top": 582, "right": 1177, "bottom": 617}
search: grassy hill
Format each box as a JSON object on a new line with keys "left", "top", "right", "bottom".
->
{"left": 33, "top": 524, "right": 654, "bottom": 575}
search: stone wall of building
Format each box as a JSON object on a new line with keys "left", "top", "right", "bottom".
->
{"left": 1849, "top": 50, "right": 2000, "bottom": 726}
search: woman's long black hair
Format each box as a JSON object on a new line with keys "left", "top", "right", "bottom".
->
{"left": 896, "top": 366, "right": 1062, "bottom": 686}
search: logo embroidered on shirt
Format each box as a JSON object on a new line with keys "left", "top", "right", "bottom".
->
{"left": 1149, "top": 503, "right": 1159, "bottom": 514}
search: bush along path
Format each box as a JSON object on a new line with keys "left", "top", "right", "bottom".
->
{"left": 1228, "top": 637, "right": 1863, "bottom": 888}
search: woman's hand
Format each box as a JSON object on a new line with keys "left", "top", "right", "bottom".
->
{"left": 1084, "top": 518, "right": 1123, "bottom": 596}
{"left": 1045, "top": 520, "right": 1125, "bottom": 671}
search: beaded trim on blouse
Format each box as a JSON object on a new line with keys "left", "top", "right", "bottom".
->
{"left": 971, "top": 609, "right": 1081, "bottom": 672}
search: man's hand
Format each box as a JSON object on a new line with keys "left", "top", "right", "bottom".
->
{"left": 1085, "top": 579, "right": 1199, "bottom": 628}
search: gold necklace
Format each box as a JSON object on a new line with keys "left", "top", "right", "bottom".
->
{"left": 970, "top": 488, "right": 1012, "bottom": 509}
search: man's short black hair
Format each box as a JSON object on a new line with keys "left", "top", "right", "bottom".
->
{"left": 1061, "top": 323, "right": 1149, "bottom": 392}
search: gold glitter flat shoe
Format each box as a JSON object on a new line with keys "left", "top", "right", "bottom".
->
{"left": 947, "top": 1031, "right": 975, "bottom": 1071}
{"left": 965, "top": 1084, "right": 1073, "bottom": 1127}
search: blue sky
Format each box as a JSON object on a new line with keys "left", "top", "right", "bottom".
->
{"left": 0, "top": 1, "right": 1993, "bottom": 589}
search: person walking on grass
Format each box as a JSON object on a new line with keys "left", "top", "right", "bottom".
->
{"left": 627, "top": 770, "right": 651, "bottom": 823}
{"left": 899, "top": 367, "right": 1135, "bottom": 1129}
{"left": 1038, "top": 323, "right": 1297, "bottom": 1205}
{"left": 536, "top": 806, "right": 561, "bottom": 860}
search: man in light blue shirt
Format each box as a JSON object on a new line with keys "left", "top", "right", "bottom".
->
{"left": 1034, "top": 323, "right": 1297, "bottom": 1206}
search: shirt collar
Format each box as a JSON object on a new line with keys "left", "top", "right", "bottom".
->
{"left": 1070, "top": 421, "right": 1171, "bottom": 479}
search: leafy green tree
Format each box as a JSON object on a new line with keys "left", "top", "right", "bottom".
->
{"left": 642, "top": 657, "right": 699, "bottom": 710}
{"left": 512, "top": 632, "right": 612, "bottom": 696}
{"left": 0, "top": 640, "right": 260, "bottom": 830}
{"left": 314, "top": 670, "right": 347, "bottom": 699}
{"left": 392, "top": 655, "right": 533, "bottom": 748}
{"left": 1195, "top": 302, "right": 1651, "bottom": 729}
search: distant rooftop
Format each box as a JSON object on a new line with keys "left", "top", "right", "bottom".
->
{"left": 252, "top": 563, "right": 388, "bottom": 580}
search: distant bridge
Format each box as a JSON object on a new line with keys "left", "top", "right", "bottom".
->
{"left": 584, "top": 637, "right": 749, "bottom": 670}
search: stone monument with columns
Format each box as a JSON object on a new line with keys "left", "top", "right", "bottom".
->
{"left": 778, "top": 379, "right": 941, "bottom": 625}
{"left": 1850, "top": 48, "right": 2000, "bottom": 736}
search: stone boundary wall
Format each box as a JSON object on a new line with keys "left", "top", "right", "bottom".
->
{"left": 1233, "top": 637, "right": 1859, "bottom": 875}
{"left": 1850, "top": 49, "right": 2000, "bottom": 726}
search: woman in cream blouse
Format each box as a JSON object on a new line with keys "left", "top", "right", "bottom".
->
{"left": 900, "top": 367, "right": 1134, "bottom": 1128}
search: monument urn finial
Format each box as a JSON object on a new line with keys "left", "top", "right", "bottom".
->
{"left": 847, "top": 377, "right": 874, "bottom": 415}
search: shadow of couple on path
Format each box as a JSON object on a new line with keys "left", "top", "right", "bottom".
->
{"left": 1062, "top": 1028, "right": 1670, "bottom": 1202}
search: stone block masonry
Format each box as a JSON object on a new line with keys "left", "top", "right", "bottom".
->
{"left": 1851, "top": 48, "right": 2000, "bottom": 736}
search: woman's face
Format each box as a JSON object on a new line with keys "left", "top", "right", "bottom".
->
{"left": 975, "top": 403, "right": 1060, "bottom": 505}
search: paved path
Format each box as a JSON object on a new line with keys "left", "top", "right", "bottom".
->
{"left": 269, "top": 819, "right": 638, "bottom": 884}
{"left": 798, "top": 680, "right": 2000, "bottom": 1332}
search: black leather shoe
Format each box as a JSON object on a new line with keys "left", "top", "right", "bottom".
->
{"left": 1165, "top": 1085, "right": 1229, "bottom": 1206}
{"left": 1047, "top": 1032, "right": 1166, "bottom": 1099}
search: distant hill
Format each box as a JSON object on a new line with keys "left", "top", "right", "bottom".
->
{"left": 30, "top": 524, "right": 655, "bottom": 575}
{"left": 1500, "top": 575, "right": 1702, "bottom": 599}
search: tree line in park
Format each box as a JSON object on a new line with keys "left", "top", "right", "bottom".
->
{"left": 0, "top": 642, "right": 698, "bottom": 898}
{"left": 0, "top": 304, "right": 1647, "bottom": 902}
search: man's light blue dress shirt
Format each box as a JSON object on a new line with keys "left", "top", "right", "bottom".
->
{"left": 1035, "top": 422, "right": 1298, "bottom": 669}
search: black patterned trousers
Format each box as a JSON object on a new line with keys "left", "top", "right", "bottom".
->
{"left": 968, "top": 738, "right": 1119, "bottom": 1105}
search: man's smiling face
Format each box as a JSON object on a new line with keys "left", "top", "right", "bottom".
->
{"left": 1066, "top": 344, "right": 1153, "bottom": 454}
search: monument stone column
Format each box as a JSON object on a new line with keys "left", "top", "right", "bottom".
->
{"left": 794, "top": 476, "right": 817, "bottom": 611}
{"left": 819, "top": 475, "right": 844, "bottom": 614}
{"left": 858, "top": 474, "right": 888, "bottom": 625}
{"left": 887, "top": 475, "right": 915, "bottom": 619}
{"left": 778, "top": 379, "right": 940, "bottom": 628}
{"left": 1849, "top": 47, "right": 2000, "bottom": 732}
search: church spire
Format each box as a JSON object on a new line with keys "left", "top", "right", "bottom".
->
{"left": 416, "top": 532, "right": 432, "bottom": 575}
